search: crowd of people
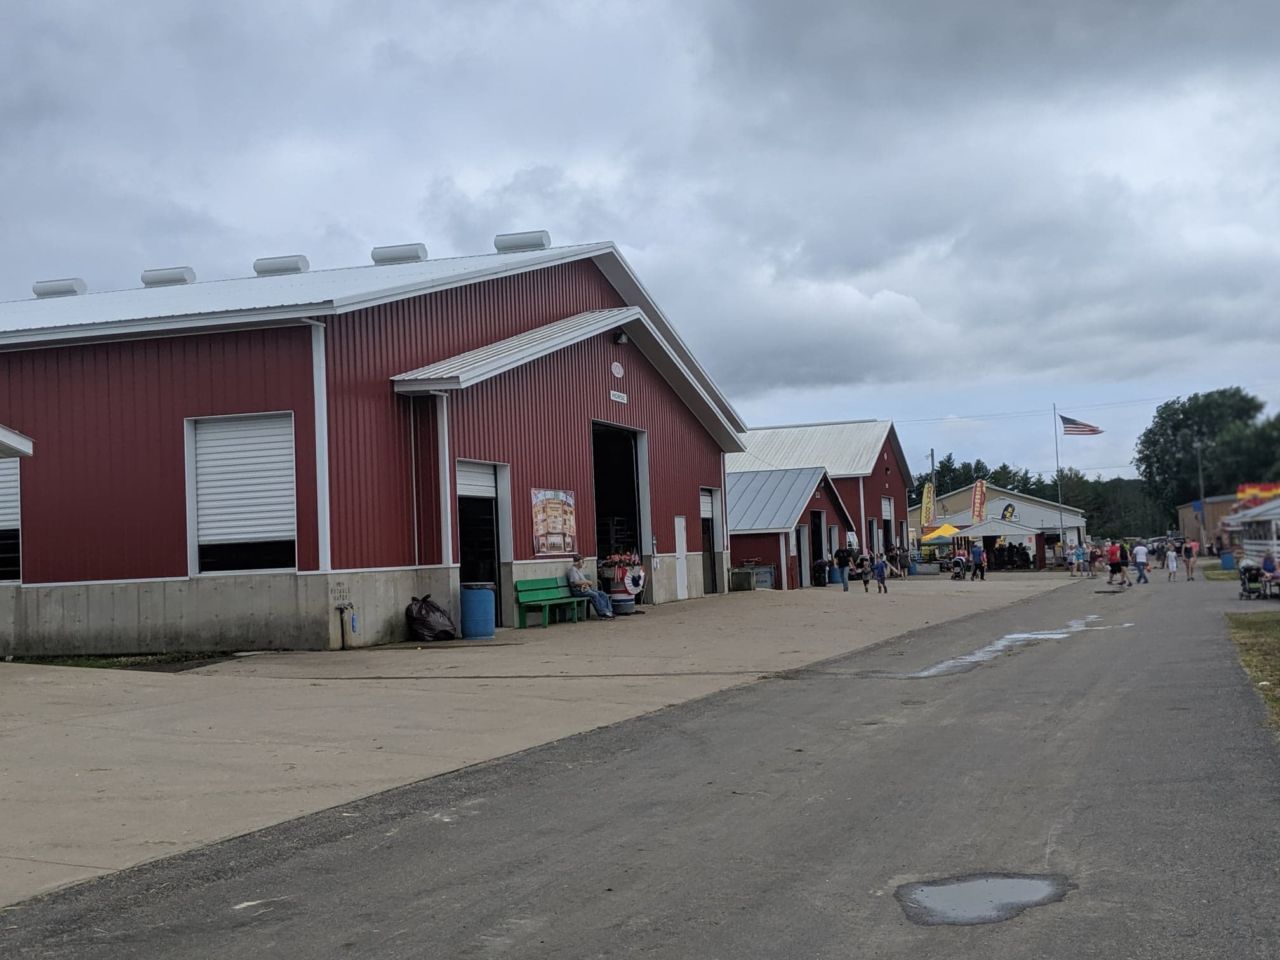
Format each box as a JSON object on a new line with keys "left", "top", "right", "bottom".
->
{"left": 1066, "top": 538, "right": 1202, "bottom": 585}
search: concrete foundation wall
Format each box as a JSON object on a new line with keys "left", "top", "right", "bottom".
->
{"left": 1, "top": 566, "right": 457, "bottom": 657}
{"left": 686, "top": 559, "right": 704, "bottom": 600}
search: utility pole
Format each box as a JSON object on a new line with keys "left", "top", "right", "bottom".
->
{"left": 1194, "top": 438, "right": 1207, "bottom": 548}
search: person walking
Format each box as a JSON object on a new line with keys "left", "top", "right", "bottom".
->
{"left": 832, "top": 543, "right": 853, "bottom": 592}
{"left": 1117, "top": 541, "right": 1132, "bottom": 587}
{"left": 873, "top": 553, "right": 888, "bottom": 594}
{"left": 970, "top": 541, "right": 986, "bottom": 581}
{"left": 1106, "top": 541, "right": 1121, "bottom": 584}
{"left": 1166, "top": 545, "right": 1179, "bottom": 582}
{"left": 1133, "top": 541, "right": 1149, "bottom": 584}
{"left": 856, "top": 550, "right": 872, "bottom": 593}
{"left": 1185, "top": 539, "right": 1198, "bottom": 581}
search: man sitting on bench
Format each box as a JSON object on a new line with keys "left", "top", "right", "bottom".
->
{"left": 568, "top": 554, "right": 615, "bottom": 620}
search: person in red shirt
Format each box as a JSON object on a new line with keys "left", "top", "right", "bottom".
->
{"left": 1106, "top": 541, "right": 1123, "bottom": 585}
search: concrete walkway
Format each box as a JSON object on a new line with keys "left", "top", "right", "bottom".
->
{"left": 0, "top": 574, "right": 1067, "bottom": 906}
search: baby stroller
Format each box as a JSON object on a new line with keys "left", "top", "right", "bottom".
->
{"left": 950, "top": 555, "right": 967, "bottom": 580}
{"left": 1239, "top": 565, "right": 1263, "bottom": 600}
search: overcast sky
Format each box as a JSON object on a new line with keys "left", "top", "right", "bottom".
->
{"left": 3, "top": 0, "right": 1278, "bottom": 485}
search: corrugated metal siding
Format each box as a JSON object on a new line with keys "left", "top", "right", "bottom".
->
{"left": 0, "top": 327, "right": 316, "bottom": 582}
{"left": 326, "top": 260, "right": 625, "bottom": 569}
{"left": 449, "top": 331, "right": 724, "bottom": 561}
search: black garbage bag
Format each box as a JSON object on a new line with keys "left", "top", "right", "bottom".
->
{"left": 406, "top": 595, "right": 456, "bottom": 642}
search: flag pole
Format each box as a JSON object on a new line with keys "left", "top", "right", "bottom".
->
{"left": 1053, "top": 403, "right": 1067, "bottom": 565}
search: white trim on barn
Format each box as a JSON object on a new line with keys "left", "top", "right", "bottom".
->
{"left": 311, "top": 322, "right": 332, "bottom": 571}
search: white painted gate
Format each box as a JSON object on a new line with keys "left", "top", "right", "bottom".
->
{"left": 674, "top": 516, "right": 689, "bottom": 600}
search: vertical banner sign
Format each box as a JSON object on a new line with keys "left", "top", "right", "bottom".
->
{"left": 531, "top": 488, "right": 577, "bottom": 555}
{"left": 921, "top": 482, "right": 936, "bottom": 526}
{"left": 971, "top": 479, "right": 987, "bottom": 523}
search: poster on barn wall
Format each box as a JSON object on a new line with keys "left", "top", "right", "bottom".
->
{"left": 532, "top": 489, "right": 577, "bottom": 555}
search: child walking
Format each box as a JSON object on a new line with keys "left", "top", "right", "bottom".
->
{"left": 1166, "top": 546, "right": 1178, "bottom": 582}
{"left": 873, "top": 554, "right": 888, "bottom": 594}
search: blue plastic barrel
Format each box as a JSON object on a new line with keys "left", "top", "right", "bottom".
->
{"left": 1220, "top": 552, "right": 1236, "bottom": 571}
{"left": 460, "top": 583, "right": 496, "bottom": 639}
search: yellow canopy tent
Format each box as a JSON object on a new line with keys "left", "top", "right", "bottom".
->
{"left": 922, "top": 523, "right": 961, "bottom": 542}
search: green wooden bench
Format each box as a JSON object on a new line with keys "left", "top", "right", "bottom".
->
{"left": 514, "top": 577, "right": 589, "bottom": 628}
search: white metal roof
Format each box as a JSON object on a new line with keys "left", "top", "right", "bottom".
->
{"left": 0, "top": 243, "right": 608, "bottom": 338}
{"left": 393, "top": 308, "right": 640, "bottom": 390}
{"left": 0, "top": 423, "right": 33, "bottom": 458}
{"left": 726, "top": 420, "right": 908, "bottom": 479}
{"left": 727, "top": 467, "right": 829, "bottom": 533}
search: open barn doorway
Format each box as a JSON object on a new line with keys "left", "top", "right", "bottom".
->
{"left": 592, "top": 424, "right": 641, "bottom": 560}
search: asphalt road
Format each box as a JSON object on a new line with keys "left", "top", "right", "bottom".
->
{"left": 5, "top": 580, "right": 1279, "bottom": 958}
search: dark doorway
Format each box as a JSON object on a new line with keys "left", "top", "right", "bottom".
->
{"left": 882, "top": 517, "right": 893, "bottom": 552}
{"left": 591, "top": 424, "right": 640, "bottom": 560}
{"left": 810, "top": 510, "right": 825, "bottom": 565}
{"left": 459, "top": 495, "right": 500, "bottom": 621}
{"left": 701, "top": 516, "right": 717, "bottom": 594}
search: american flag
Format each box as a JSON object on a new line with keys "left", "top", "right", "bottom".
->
{"left": 1060, "top": 414, "right": 1103, "bottom": 436}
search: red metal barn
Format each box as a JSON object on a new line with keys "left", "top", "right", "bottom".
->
{"left": 726, "top": 467, "right": 855, "bottom": 589}
{"left": 727, "top": 421, "right": 912, "bottom": 562}
{"left": 0, "top": 236, "right": 745, "bottom": 655}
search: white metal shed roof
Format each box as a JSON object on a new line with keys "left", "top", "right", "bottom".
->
{"left": 0, "top": 243, "right": 609, "bottom": 337}
{"left": 0, "top": 423, "right": 33, "bottom": 458}
{"left": 727, "top": 467, "right": 852, "bottom": 534}
{"left": 393, "top": 308, "right": 640, "bottom": 390}
{"left": 726, "top": 420, "right": 909, "bottom": 479}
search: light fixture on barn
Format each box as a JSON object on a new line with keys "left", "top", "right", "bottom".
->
{"left": 613, "top": 330, "right": 629, "bottom": 344}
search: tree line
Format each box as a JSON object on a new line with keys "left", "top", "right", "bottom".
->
{"left": 909, "top": 387, "right": 1278, "bottom": 541}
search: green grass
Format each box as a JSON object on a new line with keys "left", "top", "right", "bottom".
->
{"left": 1227, "top": 612, "right": 1280, "bottom": 729}
{"left": 11, "top": 651, "right": 227, "bottom": 671}
{"left": 1204, "top": 568, "right": 1237, "bottom": 581}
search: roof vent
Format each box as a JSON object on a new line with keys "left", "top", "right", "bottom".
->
{"left": 370, "top": 243, "right": 428, "bottom": 265}
{"left": 253, "top": 255, "right": 310, "bottom": 276}
{"left": 494, "top": 230, "right": 551, "bottom": 253}
{"left": 32, "top": 278, "right": 87, "bottom": 298}
{"left": 141, "top": 266, "right": 196, "bottom": 287}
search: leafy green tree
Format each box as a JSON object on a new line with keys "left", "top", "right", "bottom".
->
{"left": 1134, "top": 388, "right": 1268, "bottom": 514}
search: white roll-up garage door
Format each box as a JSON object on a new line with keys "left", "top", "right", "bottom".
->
{"left": 457, "top": 460, "right": 497, "bottom": 498}
{"left": 195, "top": 415, "right": 296, "bottom": 544}
{"left": 0, "top": 460, "right": 19, "bottom": 529}
{"left": 699, "top": 489, "right": 714, "bottom": 519}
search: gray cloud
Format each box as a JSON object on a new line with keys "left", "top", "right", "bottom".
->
{"left": 1, "top": 0, "right": 1278, "bottom": 473}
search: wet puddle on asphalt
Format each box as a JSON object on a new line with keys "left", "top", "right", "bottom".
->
{"left": 862, "top": 615, "right": 1134, "bottom": 679}
{"left": 895, "top": 873, "right": 1072, "bottom": 925}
